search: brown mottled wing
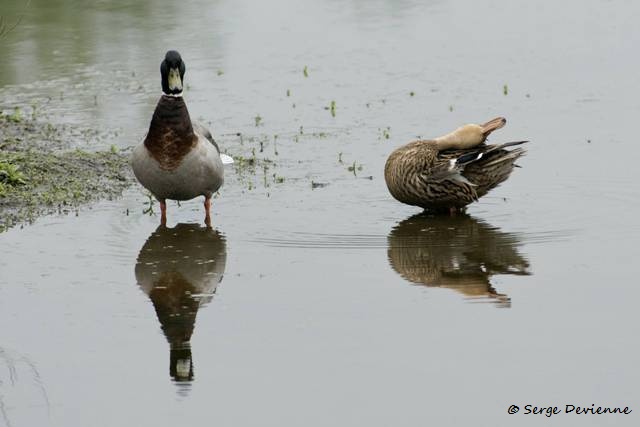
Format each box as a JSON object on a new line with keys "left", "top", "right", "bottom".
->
{"left": 428, "top": 148, "right": 475, "bottom": 181}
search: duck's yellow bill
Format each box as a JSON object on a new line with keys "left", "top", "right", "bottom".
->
{"left": 168, "top": 68, "right": 182, "bottom": 91}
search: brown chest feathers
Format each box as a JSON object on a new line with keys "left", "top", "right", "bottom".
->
{"left": 144, "top": 96, "right": 196, "bottom": 171}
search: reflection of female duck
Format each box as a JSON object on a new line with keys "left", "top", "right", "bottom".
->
{"left": 387, "top": 214, "right": 530, "bottom": 307}
{"left": 135, "top": 223, "right": 227, "bottom": 382}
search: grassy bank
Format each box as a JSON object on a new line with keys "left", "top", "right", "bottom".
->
{"left": 0, "top": 108, "right": 132, "bottom": 231}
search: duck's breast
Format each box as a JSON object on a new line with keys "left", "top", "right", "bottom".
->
{"left": 132, "top": 137, "right": 224, "bottom": 201}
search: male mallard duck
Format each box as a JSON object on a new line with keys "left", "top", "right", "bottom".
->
{"left": 384, "top": 117, "right": 527, "bottom": 213}
{"left": 132, "top": 50, "right": 233, "bottom": 226}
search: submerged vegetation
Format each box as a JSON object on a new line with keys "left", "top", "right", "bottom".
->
{"left": 328, "top": 100, "right": 336, "bottom": 117}
{"left": 0, "top": 109, "right": 131, "bottom": 231}
{"left": 347, "top": 160, "right": 363, "bottom": 176}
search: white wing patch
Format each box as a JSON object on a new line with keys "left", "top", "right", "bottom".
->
{"left": 220, "top": 153, "right": 234, "bottom": 165}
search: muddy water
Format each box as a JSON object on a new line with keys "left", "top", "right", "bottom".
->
{"left": 1, "top": 0, "right": 639, "bottom": 425}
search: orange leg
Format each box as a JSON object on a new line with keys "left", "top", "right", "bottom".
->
{"left": 160, "top": 200, "right": 167, "bottom": 226}
{"left": 204, "top": 196, "right": 212, "bottom": 227}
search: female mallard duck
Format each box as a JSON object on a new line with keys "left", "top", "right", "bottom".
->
{"left": 132, "top": 50, "right": 233, "bottom": 226}
{"left": 384, "top": 117, "right": 527, "bottom": 213}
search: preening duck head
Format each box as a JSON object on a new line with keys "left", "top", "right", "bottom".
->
{"left": 434, "top": 117, "right": 506, "bottom": 150}
{"left": 161, "top": 50, "right": 186, "bottom": 96}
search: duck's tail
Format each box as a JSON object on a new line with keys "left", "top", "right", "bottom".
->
{"left": 463, "top": 140, "right": 529, "bottom": 197}
{"left": 220, "top": 153, "right": 234, "bottom": 165}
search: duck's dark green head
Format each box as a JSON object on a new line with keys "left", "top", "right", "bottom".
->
{"left": 160, "top": 50, "right": 186, "bottom": 95}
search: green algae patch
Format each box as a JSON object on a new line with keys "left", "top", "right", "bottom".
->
{"left": 0, "top": 111, "right": 132, "bottom": 231}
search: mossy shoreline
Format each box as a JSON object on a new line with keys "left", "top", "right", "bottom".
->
{"left": 0, "top": 109, "right": 133, "bottom": 231}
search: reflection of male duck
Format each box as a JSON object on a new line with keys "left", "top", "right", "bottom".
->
{"left": 387, "top": 214, "right": 530, "bottom": 307}
{"left": 135, "top": 223, "right": 227, "bottom": 382}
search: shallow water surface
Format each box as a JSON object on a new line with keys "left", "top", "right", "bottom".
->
{"left": 1, "top": 0, "right": 639, "bottom": 426}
